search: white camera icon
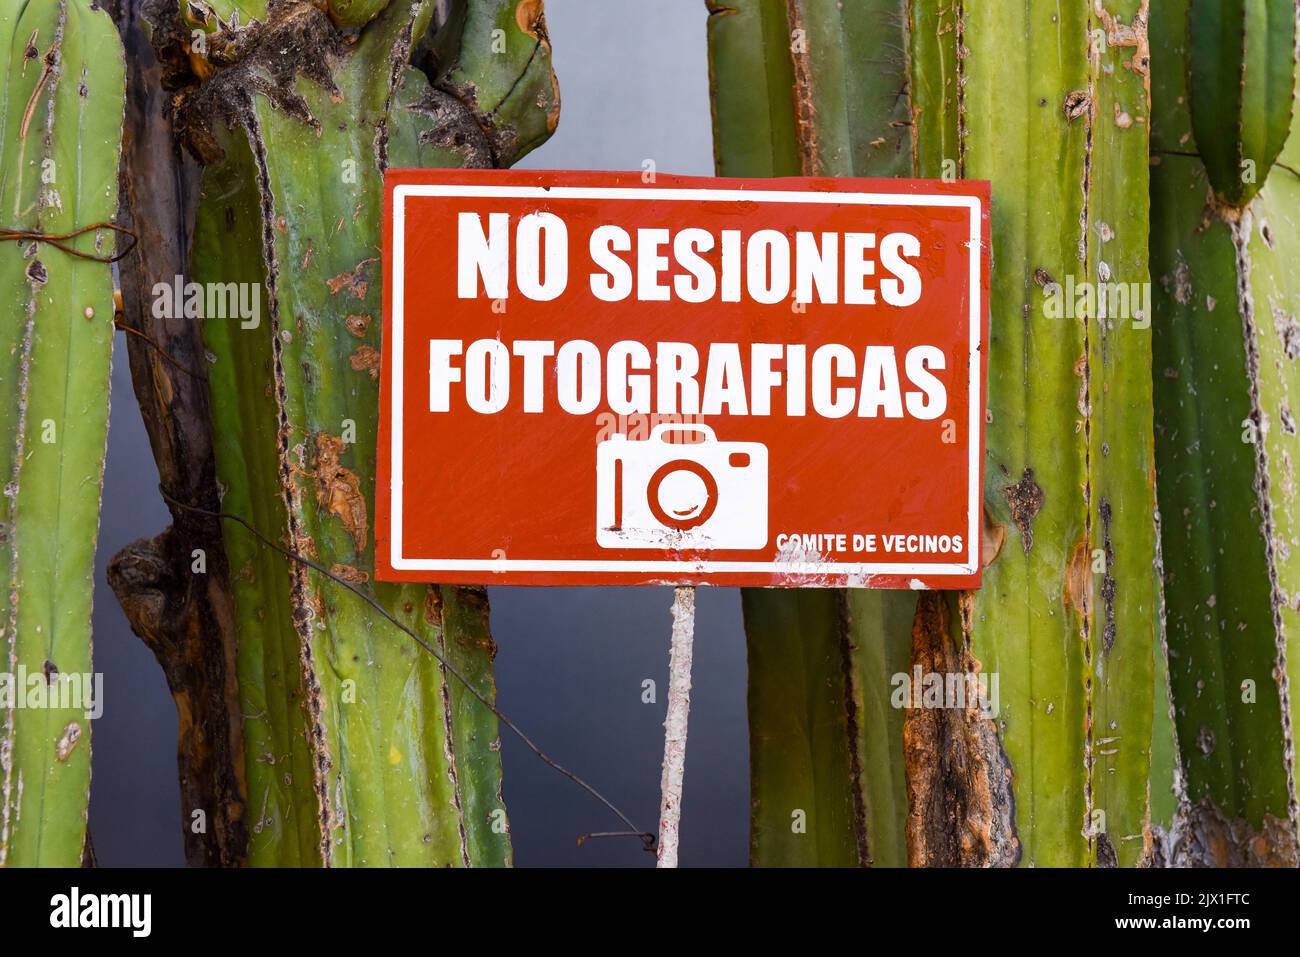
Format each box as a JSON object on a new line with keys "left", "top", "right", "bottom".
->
{"left": 596, "top": 424, "right": 768, "bottom": 550}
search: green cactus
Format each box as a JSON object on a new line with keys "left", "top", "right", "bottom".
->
{"left": 175, "top": 0, "right": 556, "bottom": 865}
{"left": 706, "top": 0, "right": 912, "bottom": 181}
{"left": 910, "top": 0, "right": 1159, "bottom": 869}
{"left": 741, "top": 589, "right": 911, "bottom": 866}
{"left": 706, "top": 0, "right": 914, "bottom": 867}
{"left": 1151, "top": 0, "right": 1300, "bottom": 865}
{"left": 1187, "top": 0, "right": 1297, "bottom": 207}
{"left": 0, "top": 0, "right": 124, "bottom": 866}
{"left": 327, "top": 0, "right": 391, "bottom": 32}
{"left": 709, "top": 0, "right": 1161, "bottom": 867}
{"left": 3, "top": 0, "right": 1292, "bottom": 873}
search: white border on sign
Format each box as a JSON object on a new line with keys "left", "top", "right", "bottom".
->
{"left": 390, "top": 184, "right": 983, "bottom": 577}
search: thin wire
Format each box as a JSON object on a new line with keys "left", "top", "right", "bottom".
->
{"left": 1, "top": 221, "right": 138, "bottom": 263}
{"left": 1154, "top": 149, "right": 1300, "bottom": 184}
{"left": 114, "top": 320, "right": 210, "bottom": 381}
{"left": 576, "top": 831, "right": 653, "bottom": 846}
{"left": 158, "top": 487, "right": 655, "bottom": 853}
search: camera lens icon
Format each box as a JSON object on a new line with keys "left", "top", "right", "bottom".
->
{"left": 646, "top": 459, "right": 719, "bottom": 531}
{"left": 596, "top": 424, "right": 768, "bottom": 550}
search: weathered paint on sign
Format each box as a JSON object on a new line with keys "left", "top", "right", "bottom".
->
{"left": 378, "top": 170, "right": 989, "bottom": 587}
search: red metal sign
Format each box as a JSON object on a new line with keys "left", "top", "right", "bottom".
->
{"left": 377, "top": 169, "right": 988, "bottom": 587}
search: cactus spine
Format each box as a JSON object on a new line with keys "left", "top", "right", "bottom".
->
{"left": 0, "top": 0, "right": 124, "bottom": 866}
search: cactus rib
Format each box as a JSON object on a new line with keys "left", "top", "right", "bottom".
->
{"left": 907, "top": 0, "right": 1158, "bottom": 868}
{"left": 1151, "top": 0, "right": 1300, "bottom": 865}
{"left": 1187, "top": 0, "right": 1297, "bottom": 207}
{"left": 707, "top": 0, "right": 917, "bottom": 868}
{"left": 0, "top": 0, "right": 124, "bottom": 867}
{"left": 183, "top": 0, "right": 555, "bottom": 866}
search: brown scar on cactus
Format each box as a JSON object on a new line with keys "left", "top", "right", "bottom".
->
{"left": 55, "top": 722, "right": 82, "bottom": 763}
{"left": 158, "top": 0, "right": 344, "bottom": 162}
{"left": 1066, "top": 536, "right": 1094, "bottom": 620}
{"left": 903, "top": 594, "right": 1020, "bottom": 867}
{"left": 429, "top": 0, "right": 561, "bottom": 162}
{"left": 328, "top": 563, "right": 369, "bottom": 585}
{"left": 515, "top": 0, "right": 549, "bottom": 41}
{"left": 326, "top": 258, "right": 376, "bottom": 298}
{"left": 402, "top": 88, "right": 497, "bottom": 168}
{"left": 1170, "top": 798, "right": 1299, "bottom": 867}
{"left": 1003, "top": 468, "right": 1045, "bottom": 552}
{"left": 312, "top": 433, "right": 368, "bottom": 552}
{"left": 784, "top": 0, "right": 820, "bottom": 176}
{"left": 1095, "top": 831, "right": 1118, "bottom": 867}
{"left": 1098, "top": 498, "right": 1118, "bottom": 655}
{"left": 1064, "top": 89, "right": 1090, "bottom": 121}
{"left": 452, "top": 585, "right": 497, "bottom": 657}
{"left": 19, "top": 43, "right": 57, "bottom": 140}
{"left": 1092, "top": 0, "right": 1151, "bottom": 84}
{"left": 514, "top": 0, "right": 560, "bottom": 133}
{"left": 348, "top": 344, "right": 380, "bottom": 380}
{"left": 423, "top": 586, "right": 443, "bottom": 627}
{"left": 22, "top": 28, "right": 38, "bottom": 69}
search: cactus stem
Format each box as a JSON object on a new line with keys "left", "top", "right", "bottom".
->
{"left": 903, "top": 594, "right": 1020, "bottom": 866}
{"left": 1227, "top": 204, "right": 1300, "bottom": 836}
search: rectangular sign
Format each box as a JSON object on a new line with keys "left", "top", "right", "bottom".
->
{"left": 378, "top": 170, "right": 989, "bottom": 587}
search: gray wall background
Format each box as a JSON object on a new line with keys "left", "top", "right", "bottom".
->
{"left": 88, "top": 0, "right": 750, "bottom": 868}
